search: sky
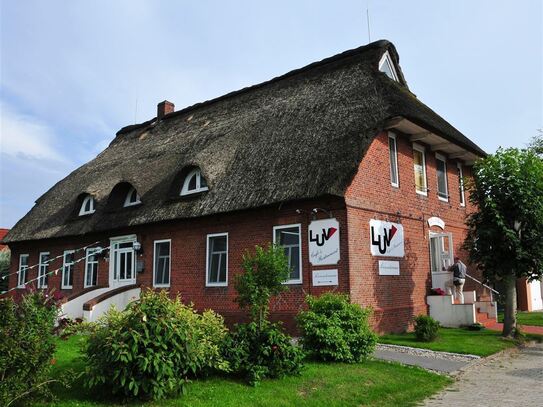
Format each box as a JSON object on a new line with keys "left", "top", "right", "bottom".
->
{"left": 1, "top": 0, "right": 542, "bottom": 228}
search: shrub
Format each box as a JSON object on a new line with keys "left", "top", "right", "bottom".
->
{"left": 223, "top": 321, "right": 304, "bottom": 386}
{"left": 0, "top": 290, "right": 60, "bottom": 406}
{"left": 83, "top": 290, "right": 229, "bottom": 400}
{"left": 414, "top": 315, "right": 440, "bottom": 342}
{"left": 297, "top": 293, "right": 377, "bottom": 362}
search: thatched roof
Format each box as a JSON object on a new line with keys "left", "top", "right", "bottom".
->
{"left": 4, "top": 40, "right": 485, "bottom": 243}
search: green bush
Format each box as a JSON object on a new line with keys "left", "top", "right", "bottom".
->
{"left": 297, "top": 293, "right": 377, "bottom": 362}
{"left": 223, "top": 322, "right": 304, "bottom": 386}
{"left": 83, "top": 290, "right": 229, "bottom": 400}
{"left": 414, "top": 315, "right": 440, "bottom": 342}
{"left": 0, "top": 290, "right": 60, "bottom": 406}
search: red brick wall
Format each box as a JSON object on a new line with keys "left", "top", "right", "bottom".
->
{"left": 345, "top": 130, "right": 480, "bottom": 333}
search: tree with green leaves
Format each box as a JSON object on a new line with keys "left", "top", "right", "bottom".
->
{"left": 528, "top": 131, "right": 542, "bottom": 157}
{"left": 464, "top": 148, "right": 543, "bottom": 337}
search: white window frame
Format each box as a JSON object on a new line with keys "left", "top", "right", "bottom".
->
{"left": 378, "top": 50, "right": 399, "bottom": 82}
{"left": 205, "top": 233, "right": 228, "bottom": 287}
{"left": 413, "top": 143, "right": 428, "bottom": 196}
{"left": 17, "top": 254, "right": 29, "bottom": 288}
{"left": 435, "top": 153, "right": 449, "bottom": 202}
{"left": 62, "top": 250, "right": 75, "bottom": 289}
{"left": 153, "top": 239, "right": 171, "bottom": 288}
{"left": 180, "top": 168, "right": 209, "bottom": 196}
{"left": 38, "top": 252, "right": 50, "bottom": 289}
{"left": 124, "top": 186, "right": 141, "bottom": 207}
{"left": 273, "top": 223, "right": 303, "bottom": 285}
{"left": 457, "top": 162, "right": 466, "bottom": 207}
{"left": 79, "top": 195, "right": 96, "bottom": 216}
{"left": 84, "top": 247, "right": 100, "bottom": 288}
{"left": 388, "top": 132, "right": 399, "bottom": 187}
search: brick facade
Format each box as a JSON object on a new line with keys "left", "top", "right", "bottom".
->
{"left": 6, "top": 130, "right": 480, "bottom": 334}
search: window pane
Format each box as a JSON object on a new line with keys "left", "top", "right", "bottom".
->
{"left": 276, "top": 227, "right": 301, "bottom": 282}
{"left": 200, "top": 175, "right": 208, "bottom": 188}
{"left": 218, "top": 253, "right": 227, "bottom": 282}
{"left": 154, "top": 242, "right": 170, "bottom": 285}
{"left": 389, "top": 136, "right": 398, "bottom": 185}
{"left": 413, "top": 150, "right": 426, "bottom": 192}
{"left": 212, "top": 236, "right": 227, "bottom": 252}
{"left": 436, "top": 159, "right": 448, "bottom": 198}
{"left": 290, "top": 248, "right": 300, "bottom": 280}
{"left": 457, "top": 165, "right": 465, "bottom": 205}
{"left": 380, "top": 58, "right": 396, "bottom": 80}
{"left": 277, "top": 228, "right": 299, "bottom": 246}
{"left": 188, "top": 173, "right": 197, "bottom": 190}
{"left": 210, "top": 253, "right": 220, "bottom": 282}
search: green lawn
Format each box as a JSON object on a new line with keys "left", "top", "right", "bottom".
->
{"left": 379, "top": 327, "right": 516, "bottom": 357}
{"left": 34, "top": 336, "right": 451, "bottom": 407}
{"left": 498, "top": 311, "right": 543, "bottom": 327}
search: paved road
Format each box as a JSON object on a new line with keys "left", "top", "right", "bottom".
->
{"left": 424, "top": 343, "right": 543, "bottom": 407}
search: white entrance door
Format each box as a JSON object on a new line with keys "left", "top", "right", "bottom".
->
{"left": 530, "top": 279, "right": 543, "bottom": 310}
{"left": 429, "top": 232, "right": 453, "bottom": 291}
{"left": 109, "top": 236, "right": 137, "bottom": 288}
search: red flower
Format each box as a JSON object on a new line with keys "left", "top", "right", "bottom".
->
{"left": 50, "top": 358, "right": 57, "bottom": 365}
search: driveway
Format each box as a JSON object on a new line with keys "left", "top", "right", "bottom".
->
{"left": 424, "top": 342, "right": 543, "bottom": 406}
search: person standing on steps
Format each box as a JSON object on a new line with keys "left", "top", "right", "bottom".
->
{"left": 447, "top": 256, "right": 467, "bottom": 304}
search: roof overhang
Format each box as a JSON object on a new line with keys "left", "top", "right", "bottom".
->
{"left": 384, "top": 116, "right": 480, "bottom": 165}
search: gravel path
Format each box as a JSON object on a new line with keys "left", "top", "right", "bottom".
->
{"left": 423, "top": 342, "right": 543, "bottom": 406}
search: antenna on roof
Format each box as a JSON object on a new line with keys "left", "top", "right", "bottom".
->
{"left": 366, "top": 5, "right": 371, "bottom": 43}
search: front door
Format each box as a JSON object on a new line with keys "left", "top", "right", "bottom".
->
{"left": 109, "top": 236, "right": 137, "bottom": 288}
{"left": 530, "top": 279, "right": 543, "bottom": 310}
{"left": 429, "top": 232, "right": 453, "bottom": 291}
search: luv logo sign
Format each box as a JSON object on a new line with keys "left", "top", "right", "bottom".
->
{"left": 369, "top": 219, "right": 404, "bottom": 257}
{"left": 308, "top": 218, "right": 340, "bottom": 266}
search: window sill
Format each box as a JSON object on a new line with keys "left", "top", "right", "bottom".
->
{"left": 61, "top": 286, "right": 73, "bottom": 290}
{"left": 283, "top": 280, "right": 303, "bottom": 285}
{"left": 205, "top": 283, "right": 228, "bottom": 288}
{"left": 153, "top": 284, "right": 171, "bottom": 289}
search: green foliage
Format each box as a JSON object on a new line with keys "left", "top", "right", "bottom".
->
{"left": 0, "top": 290, "right": 60, "bottom": 406}
{"left": 234, "top": 244, "right": 291, "bottom": 329}
{"left": 83, "top": 290, "right": 229, "bottom": 400}
{"left": 0, "top": 249, "right": 10, "bottom": 293}
{"left": 414, "top": 315, "right": 440, "bottom": 342}
{"left": 528, "top": 132, "right": 543, "bottom": 157}
{"left": 223, "top": 322, "right": 304, "bottom": 386}
{"left": 464, "top": 147, "right": 543, "bottom": 283}
{"left": 297, "top": 293, "right": 377, "bottom": 362}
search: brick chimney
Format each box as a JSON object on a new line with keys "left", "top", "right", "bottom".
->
{"left": 157, "top": 100, "right": 175, "bottom": 120}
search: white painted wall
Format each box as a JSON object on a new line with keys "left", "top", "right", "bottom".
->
{"left": 427, "top": 295, "right": 476, "bottom": 327}
{"left": 529, "top": 279, "right": 543, "bottom": 311}
{"left": 83, "top": 287, "right": 141, "bottom": 322}
{"left": 60, "top": 287, "right": 111, "bottom": 320}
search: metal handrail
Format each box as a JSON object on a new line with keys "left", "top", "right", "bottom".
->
{"left": 465, "top": 273, "right": 499, "bottom": 303}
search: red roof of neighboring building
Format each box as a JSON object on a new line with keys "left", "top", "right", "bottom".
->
{"left": 0, "top": 229, "right": 9, "bottom": 250}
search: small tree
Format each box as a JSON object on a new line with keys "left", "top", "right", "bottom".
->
{"left": 0, "top": 249, "right": 10, "bottom": 293}
{"left": 528, "top": 131, "right": 543, "bottom": 157}
{"left": 234, "top": 244, "right": 291, "bottom": 330}
{"left": 464, "top": 148, "right": 543, "bottom": 337}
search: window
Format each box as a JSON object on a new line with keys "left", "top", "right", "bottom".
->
{"left": 457, "top": 163, "right": 466, "bottom": 206}
{"left": 153, "top": 240, "right": 171, "bottom": 287}
{"left": 413, "top": 144, "right": 428, "bottom": 195}
{"left": 273, "top": 224, "right": 302, "bottom": 284}
{"left": 436, "top": 154, "right": 449, "bottom": 201}
{"left": 388, "top": 133, "right": 399, "bottom": 187}
{"left": 180, "top": 168, "right": 208, "bottom": 196}
{"left": 84, "top": 248, "right": 99, "bottom": 287}
{"left": 206, "top": 233, "right": 228, "bottom": 287}
{"left": 378, "top": 51, "right": 399, "bottom": 81}
{"left": 38, "top": 252, "right": 49, "bottom": 289}
{"left": 79, "top": 195, "right": 96, "bottom": 216}
{"left": 62, "top": 250, "right": 75, "bottom": 289}
{"left": 17, "top": 254, "right": 29, "bottom": 288}
{"left": 124, "top": 186, "right": 141, "bottom": 207}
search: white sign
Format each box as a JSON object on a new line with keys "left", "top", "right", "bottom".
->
{"left": 309, "top": 218, "right": 340, "bottom": 266}
{"left": 428, "top": 217, "right": 445, "bottom": 230}
{"left": 378, "top": 260, "right": 400, "bottom": 276}
{"left": 312, "top": 269, "right": 339, "bottom": 286}
{"left": 369, "top": 219, "right": 404, "bottom": 257}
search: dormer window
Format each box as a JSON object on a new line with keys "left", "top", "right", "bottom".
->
{"left": 124, "top": 186, "right": 141, "bottom": 207}
{"left": 79, "top": 195, "right": 96, "bottom": 216}
{"left": 379, "top": 51, "right": 399, "bottom": 82}
{"left": 180, "top": 168, "right": 208, "bottom": 196}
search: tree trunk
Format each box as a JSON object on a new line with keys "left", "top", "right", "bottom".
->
{"left": 502, "top": 274, "right": 517, "bottom": 337}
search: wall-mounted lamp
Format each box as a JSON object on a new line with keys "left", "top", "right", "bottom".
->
{"left": 133, "top": 241, "right": 143, "bottom": 255}
{"left": 311, "top": 208, "right": 333, "bottom": 219}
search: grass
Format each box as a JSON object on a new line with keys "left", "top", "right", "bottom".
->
{"left": 33, "top": 336, "right": 451, "bottom": 407}
{"left": 379, "top": 327, "right": 517, "bottom": 357}
{"left": 498, "top": 311, "right": 543, "bottom": 327}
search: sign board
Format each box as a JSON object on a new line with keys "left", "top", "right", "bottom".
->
{"left": 312, "top": 269, "right": 339, "bottom": 286}
{"left": 369, "top": 219, "right": 404, "bottom": 257}
{"left": 378, "top": 260, "right": 400, "bottom": 276}
{"left": 427, "top": 217, "right": 445, "bottom": 230}
{"left": 309, "top": 218, "right": 340, "bottom": 266}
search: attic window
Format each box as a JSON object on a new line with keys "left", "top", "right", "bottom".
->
{"left": 379, "top": 51, "right": 399, "bottom": 82}
{"left": 79, "top": 195, "right": 96, "bottom": 216}
{"left": 180, "top": 168, "right": 208, "bottom": 196}
{"left": 124, "top": 186, "right": 141, "bottom": 207}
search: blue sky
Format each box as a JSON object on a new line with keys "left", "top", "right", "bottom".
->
{"left": 1, "top": 0, "right": 541, "bottom": 228}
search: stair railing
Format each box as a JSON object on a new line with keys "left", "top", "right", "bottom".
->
{"left": 465, "top": 273, "right": 499, "bottom": 303}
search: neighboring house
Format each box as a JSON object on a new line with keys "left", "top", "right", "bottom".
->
{"left": 0, "top": 228, "right": 10, "bottom": 293}
{"left": 517, "top": 278, "right": 543, "bottom": 312}
{"left": 2, "top": 40, "right": 493, "bottom": 332}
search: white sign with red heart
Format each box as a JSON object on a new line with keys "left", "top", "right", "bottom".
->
{"left": 308, "top": 218, "right": 340, "bottom": 266}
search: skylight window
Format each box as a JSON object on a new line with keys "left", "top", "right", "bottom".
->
{"left": 180, "top": 168, "right": 208, "bottom": 196}
{"left": 378, "top": 51, "right": 399, "bottom": 82}
{"left": 124, "top": 186, "right": 141, "bottom": 207}
{"left": 79, "top": 195, "right": 96, "bottom": 216}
